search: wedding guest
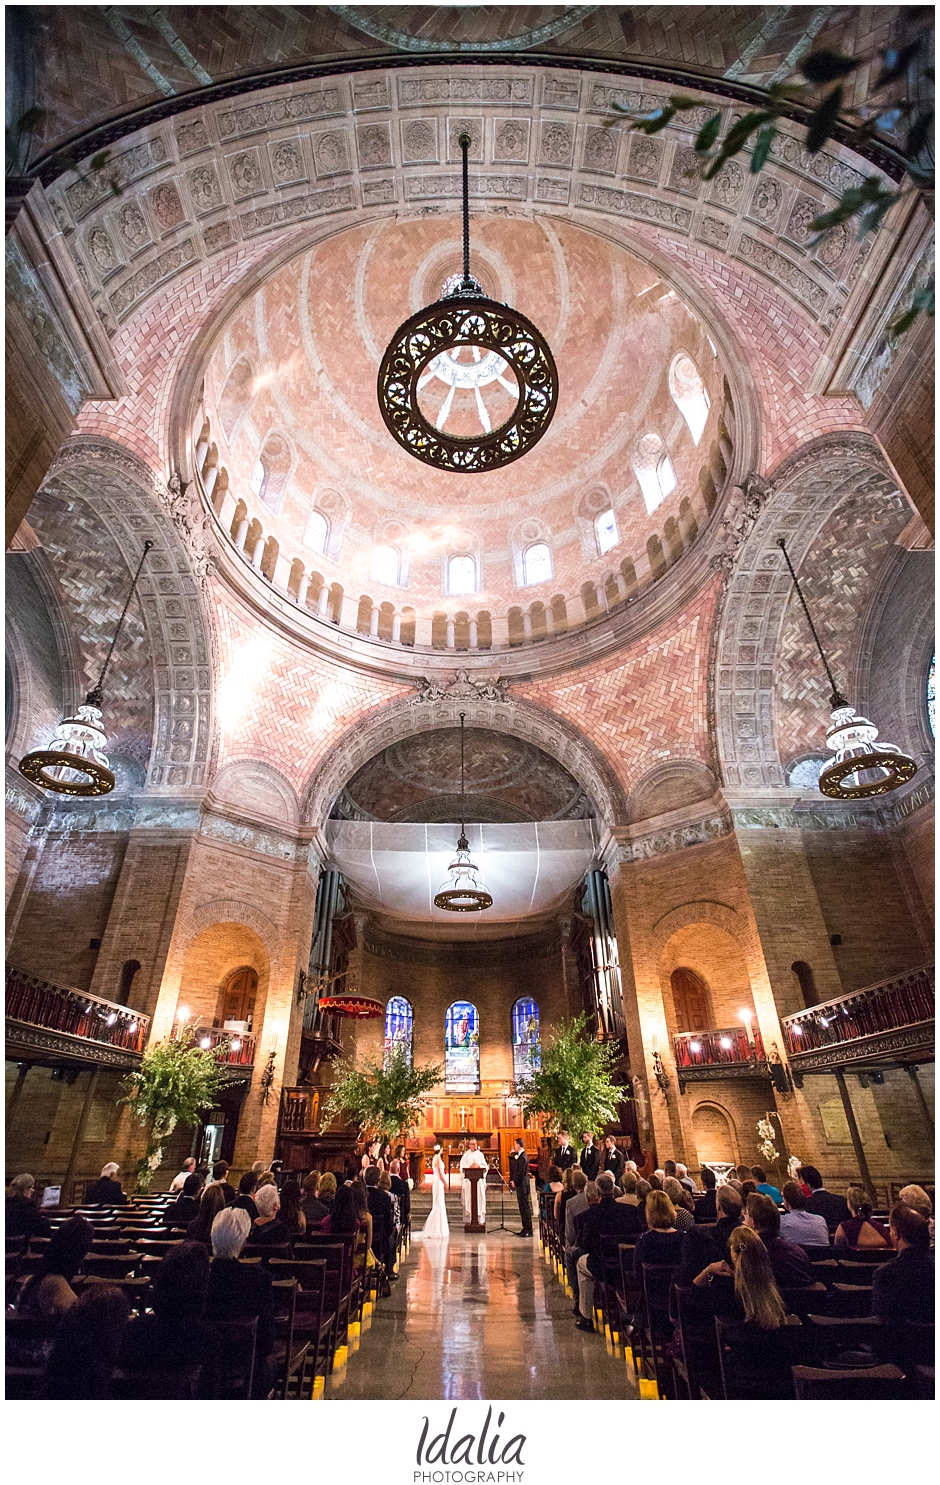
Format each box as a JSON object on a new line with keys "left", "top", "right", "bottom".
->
{"left": 16, "top": 1217, "right": 92, "bottom": 1319}
{"left": 6, "top": 1173, "right": 51, "bottom": 1239}
{"left": 84, "top": 1162, "right": 127, "bottom": 1205}
{"left": 42, "top": 1283, "right": 130, "bottom": 1399}
{"left": 233, "top": 1171, "right": 260, "bottom": 1222}
{"left": 169, "top": 1157, "right": 196, "bottom": 1194}
{"left": 187, "top": 1182, "right": 228, "bottom": 1244}
{"left": 834, "top": 1187, "right": 891, "bottom": 1249}
{"left": 250, "top": 1184, "right": 292, "bottom": 1248}
{"left": 779, "top": 1182, "right": 830, "bottom": 1249}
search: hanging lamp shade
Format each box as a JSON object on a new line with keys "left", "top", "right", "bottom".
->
{"left": 777, "top": 539, "right": 917, "bottom": 800}
{"left": 433, "top": 713, "right": 493, "bottom": 912}
{"left": 317, "top": 993, "right": 384, "bottom": 1019}
{"left": 18, "top": 541, "right": 153, "bottom": 797}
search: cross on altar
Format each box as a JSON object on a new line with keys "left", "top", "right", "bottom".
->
{"left": 457, "top": 1105, "right": 468, "bottom": 1129}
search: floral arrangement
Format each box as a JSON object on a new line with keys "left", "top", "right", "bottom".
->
{"left": 757, "top": 1116, "right": 779, "bottom": 1167}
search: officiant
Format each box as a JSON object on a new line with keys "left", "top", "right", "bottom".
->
{"left": 458, "top": 1139, "right": 488, "bottom": 1224}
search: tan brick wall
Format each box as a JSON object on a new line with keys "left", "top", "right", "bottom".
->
{"left": 7, "top": 829, "right": 128, "bottom": 991}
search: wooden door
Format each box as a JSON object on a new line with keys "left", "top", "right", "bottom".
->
{"left": 216, "top": 967, "right": 258, "bottom": 1028}
{"left": 671, "top": 967, "right": 710, "bottom": 1032}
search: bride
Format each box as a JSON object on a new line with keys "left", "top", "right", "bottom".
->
{"left": 419, "top": 1144, "right": 449, "bottom": 1239}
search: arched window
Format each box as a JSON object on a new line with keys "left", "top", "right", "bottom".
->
{"left": 633, "top": 432, "right": 676, "bottom": 513}
{"left": 305, "top": 508, "right": 328, "bottom": 555}
{"left": 595, "top": 508, "right": 619, "bottom": 555}
{"left": 669, "top": 353, "right": 711, "bottom": 445}
{"left": 791, "top": 961, "right": 818, "bottom": 1010}
{"left": 252, "top": 433, "right": 291, "bottom": 511}
{"left": 384, "top": 996, "right": 414, "bottom": 1068}
{"left": 448, "top": 554, "right": 476, "bottom": 595}
{"left": 215, "top": 967, "right": 258, "bottom": 1031}
{"left": 118, "top": 960, "right": 141, "bottom": 1005}
{"left": 927, "top": 653, "right": 935, "bottom": 737}
{"left": 445, "top": 1000, "right": 480, "bottom": 1094}
{"left": 670, "top": 967, "right": 711, "bottom": 1033}
{"left": 371, "top": 544, "right": 400, "bottom": 586}
{"left": 522, "top": 542, "right": 552, "bottom": 586}
{"left": 511, "top": 997, "right": 541, "bottom": 1083}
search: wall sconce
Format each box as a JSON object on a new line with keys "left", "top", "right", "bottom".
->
{"left": 652, "top": 1050, "right": 670, "bottom": 1096}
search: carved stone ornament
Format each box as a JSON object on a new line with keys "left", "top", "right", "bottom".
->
{"left": 710, "top": 471, "right": 769, "bottom": 573}
{"left": 163, "top": 471, "right": 214, "bottom": 587}
{"left": 412, "top": 670, "right": 509, "bottom": 705}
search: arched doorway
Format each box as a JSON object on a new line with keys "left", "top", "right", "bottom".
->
{"left": 215, "top": 965, "right": 258, "bottom": 1029}
{"left": 692, "top": 1103, "right": 738, "bottom": 1165}
{"left": 670, "top": 967, "right": 711, "bottom": 1031}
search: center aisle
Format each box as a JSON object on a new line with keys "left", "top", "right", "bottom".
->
{"left": 328, "top": 1191, "right": 640, "bottom": 1400}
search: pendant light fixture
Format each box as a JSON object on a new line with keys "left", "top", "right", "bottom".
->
{"left": 433, "top": 713, "right": 493, "bottom": 912}
{"left": 777, "top": 538, "right": 917, "bottom": 799}
{"left": 19, "top": 540, "right": 153, "bottom": 797}
{"left": 377, "top": 133, "right": 558, "bottom": 472}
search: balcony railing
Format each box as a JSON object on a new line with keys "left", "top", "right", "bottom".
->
{"left": 6, "top": 965, "right": 149, "bottom": 1053}
{"left": 170, "top": 1023, "right": 256, "bottom": 1066}
{"left": 782, "top": 966, "right": 934, "bottom": 1058}
{"left": 279, "top": 1086, "right": 321, "bottom": 1135}
{"left": 674, "top": 1024, "right": 766, "bottom": 1069}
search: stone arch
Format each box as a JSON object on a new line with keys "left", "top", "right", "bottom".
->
{"left": 205, "top": 758, "right": 301, "bottom": 829}
{"left": 657, "top": 915, "right": 756, "bottom": 1035}
{"left": 628, "top": 758, "right": 719, "bottom": 824}
{"left": 650, "top": 899, "right": 744, "bottom": 961}
{"left": 854, "top": 544, "right": 936, "bottom": 766}
{"left": 301, "top": 692, "right": 628, "bottom": 831}
{"left": 41, "top": 436, "right": 217, "bottom": 790}
{"left": 175, "top": 919, "right": 272, "bottom": 1036}
{"left": 691, "top": 1100, "right": 740, "bottom": 1165}
{"left": 713, "top": 432, "right": 903, "bottom": 787}
{"left": 184, "top": 898, "right": 281, "bottom": 981}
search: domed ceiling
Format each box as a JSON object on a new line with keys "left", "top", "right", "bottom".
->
{"left": 200, "top": 215, "right": 733, "bottom": 644}
{"left": 333, "top": 726, "right": 594, "bottom": 823}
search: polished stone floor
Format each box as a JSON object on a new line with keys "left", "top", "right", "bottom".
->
{"left": 328, "top": 1199, "right": 640, "bottom": 1400}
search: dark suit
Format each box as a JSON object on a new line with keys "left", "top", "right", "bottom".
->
{"left": 601, "top": 1146, "right": 625, "bottom": 1181}
{"left": 390, "top": 1175, "right": 410, "bottom": 1233}
{"left": 509, "top": 1149, "right": 532, "bottom": 1235}
{"left": 579, "top": 1145, "right": 600, "bottom": 1181}
{"left": 872, "top": 1246, "right": 935, "bottom": 1325}
{"left": 84, "top": 1176, "right": 126, "bottom": 1205}
{"left": 763, "top": 1235, "right": 813, "bottom": 1288}
{"left": 205, "top": 1258, "right": 275, "bottom": 1358}
{"left": 554, "top": 1143, "right": 576, "bottom": 1172}
{"left": 805, "top": 1187, "right": 852, "bottom": 1232}
{"left": 366, "top": 1187, "right": 395, "bottom": 1272}
{"left": 580, "top": 1196, "right": 642, "bottom": 1279}
{"left": 694, "top": 1188, "right": 718, "bottom": 1223}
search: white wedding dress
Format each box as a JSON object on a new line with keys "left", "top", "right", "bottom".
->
{"left": 420, "top": 1153, "right": 449, "bottom": 1239}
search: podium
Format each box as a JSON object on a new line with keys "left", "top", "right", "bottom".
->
{"left": 463, "top": 1168, "right": 486, "bottom": 1232}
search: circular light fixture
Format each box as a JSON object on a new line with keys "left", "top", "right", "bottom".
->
{"left": 377, "top": 134, "right": 557, "bottom": 473}
{"left": 433, "top": 713, "right": 493, "bottom": 913}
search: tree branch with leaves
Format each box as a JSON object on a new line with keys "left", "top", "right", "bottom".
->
{"left": 515, "top": 1013, "right": 622, "bottom": 1139}
{"left": 120, "top": 1029, "right": 230, "bottom": 1192}
{"left": 321, "top": 1043, "right": 443, "bottom": 1143}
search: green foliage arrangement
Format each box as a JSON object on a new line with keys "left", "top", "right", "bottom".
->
{"left": 120, "top": 1029, "right": 229, "bottom": 1191}
{"left": 516, "top": 1013, "right": 621, "bottom": 1138}
{"left": 606, "top": 9, "right": 934, "bottom": 333}
{"left": 321, "top": 1043, "right": 443, "bottom": 1142}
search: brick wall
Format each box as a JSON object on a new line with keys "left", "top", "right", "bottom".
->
{"left": 7, "top": 829, "right": 129, "bottom": 991}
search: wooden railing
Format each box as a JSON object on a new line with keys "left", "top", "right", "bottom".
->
{"left": 170, "top": 1022, "right": 256, "bottom": 1066}
{"left": 279, "top": 1085, "right": 321, "bottom": 1134}
{"left": 673, "top": 1024, "right": 766, "bottom": 1069}
{"left": 6, "top": 965, "right": 149, "bottom": 1053}
{"left": 781, "top": 966, "right": 934, "bottom": 1057}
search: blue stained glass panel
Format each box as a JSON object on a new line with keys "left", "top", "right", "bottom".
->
{"left": 512, "top": 997, "right": 541, "bottom": 1084}
{"left": 445, "top": 1000, "right": 480, "bottom": 1094}
{"left": 384, "top": 996, "right": 413, "bottom": 1068}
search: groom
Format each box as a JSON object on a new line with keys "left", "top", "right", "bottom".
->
{"left": 459, "top": 1139, "right": 488, "bottom": 1227}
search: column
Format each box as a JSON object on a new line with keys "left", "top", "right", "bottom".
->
{"left": 392, "top": 613, "right": 402, "bottom": 643}
{"left": 317, "top": 584, "right": 330, "bottom": 617}
{"left": 61, "top": 1066, "right": 100, "bottom": 1205}
{"left": 251, "top": 538, "right": 265, "bottom": 569}
{"left": 234, "top": 517, "right": 250, "bottom": 550}
{"left": 834, "top": 1069, "right": 876, "bottom": 1202}
{"left": 203, "top": 462, "right": 219, "bottom": 499}
{"left": 369, "top": 605, "right": 380, "bottom": 638}
{"left": 446, "top": 618, "right": 455, "bottom": 648}
{"left": 297, "top": 573, "right": 310, "bottom": 607}
{"left": 469, "top": 619, "right": 478, "bottom": 649}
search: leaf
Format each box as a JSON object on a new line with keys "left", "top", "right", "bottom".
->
{"left": 632, "top": 105, "right": 675, "bottom": 135}
{"left": 695, "top": 112, "right": 722, "bottom": 152}
{"left": 875, "top": 41, "right": 923, "bottom": 90}
{"left": 806, "top": 85, "right": 844, "bottom": 153}
{"left": 801, "top": 50, "right": 859, "bottom": 84}
{"left": 702, "top": 109, "right": 775, "bottom": 178}
{"left": 750, "top": 123, "right": 776, "bottom": 173}
{"left": 905, "top": 108, "right": 934, "bottom": 160}
{"left": 516, "top": 1014, "right": 622, "bottom": 1136}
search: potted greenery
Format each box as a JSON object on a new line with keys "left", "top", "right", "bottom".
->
{"left": 321, "top": 1043, "right": 443, "bottom": 1146}
{"left": 515, "top": 1013, "right": 621, "bottom": 1139}
{"left": 120, "top": 1028, "right": 230, "bottom": 1191}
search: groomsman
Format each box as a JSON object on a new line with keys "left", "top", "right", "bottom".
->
{"left": 601, "top": 1135, "right": 625, "bottom": 1181}
{"left": 554, "top": 1131, "right": 576, "bottom": 1171}
{"left": 579, "top": 1132, "right": 600, "bottom": 1181}
{"left": 509, "top": 1138, "right": 533, "bottom": 1238}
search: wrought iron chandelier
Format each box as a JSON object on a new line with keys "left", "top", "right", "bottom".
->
{"left": 433, "top": 713, "right": 493, "bottom": 912}
{"left": 377, "top": 133, "right": 558, "bottom": 472}
{"left": 19, "top": 540, "right": 153, "bottom": 797}
{"left": 777, "top": 538, "right": 917, "bottom": 799}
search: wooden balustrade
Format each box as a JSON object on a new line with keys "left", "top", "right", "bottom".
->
{"left": 673, "top": 1024, "right": 765, "bottom": 1069}
{"left": 6, "top": 964, "right": 149, "bottom": 1053}
{"left": 170, "top": 1022, "right": 256, "bottom": 1066}
{"left": 782, "top": 967, "right": 934, "bottom": 1057}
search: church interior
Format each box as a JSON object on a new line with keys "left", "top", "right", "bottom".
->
{"left": 5, "top": 4, "right": 935, "bottom": 1403}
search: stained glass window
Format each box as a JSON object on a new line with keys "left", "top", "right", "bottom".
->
{"left": 448, "top": 554, "right": 476, "bottom": 594}
{"left": 511, "top": 997, "right": 541, "bottom": 1084}
{"left": 384, "top": 996, "right": 413, "bottom": 1068}
{"left": 595, "top": 509, "right": 619, "bottom": 555}
{"left": 445, "top": 1000, "right": 480, "bottom": 1094}
{"left": 927, "top": 654, "right": 935, "bottom": 738}
{"left": 522, "top": 542, "right": 552, "bottom": 585}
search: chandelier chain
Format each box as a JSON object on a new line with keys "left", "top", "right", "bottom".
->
{"left": 89, "top": 540, "right": 154, "bottom": 706}
{"left": 459, "top": 132, "right": 472, "bottom": 287}
{"left": 776, "top": 538, "right": 846, "bottom": 709}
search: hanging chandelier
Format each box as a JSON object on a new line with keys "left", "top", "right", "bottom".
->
{"left": 316, "top": 992, "right": 384, "bottom": 1019}
{"left": 777, "top": 538, "right": 917, "bottom": 799}
{"left": 19, "top": 540, "right": 153, "bottom": 797}
{"left": 377, "top": 133, "right": 558, "bottom": 473}
{"left": 433, "top": 713, "right": 493, "bottom": 912}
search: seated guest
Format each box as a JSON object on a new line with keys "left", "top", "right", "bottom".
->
{"left": 42, "top": 1283, "right": 130, "bottom": 1399}
{"left": 17, "top": 1216, "right": 93, "bottom": 1319}
{"left": 898, "top": 1185, "right": 935, "bottom": 1246}
{"left": 567, "top": 1178, "right": 599, "bottom": 1301}
{"left": 379, "top": 1170, "right": 401, "bottom": 1262}
{"left": 388, "top": 1162, "right": 411, "bottom": 1234}
{"left": 169, "top": 1157, "right": 197, "bottom": 1193}
{"left": 574, "top": 1172, "right": 642, "bottom": 1331}
{"left": 677, "top": 1184, "right": 743, "bottom": 1284}
{"left": 364, "top": 1166, "right": 395, "bottom": 1280}
{"left": 739, "top": 1178, "right": 758, "bottom": 1203}
{"left": 278, "top": 1177, "right": 307, "bottom": 1240}
{"left": 695, "top": 1166, "right": 718, "bottom": 1222}
{"left": 693, "top": 1227, "right": 793, "bottom": 1394}
{"left": 663, "top": 1177, "right": 696, "bottom": 1231}
{"left": 648, "top": 1173, "right": 663, "bottom": 1192}
{"left": 779, "top": 1182, "right": 830, "bottom": 1249}
{"left": 205, "top": 1207, "right": 276, "bottom": 1392}
{"left": 205, "top": 1160, "right": 237, "bottom": 1205}
{"left": 633, "top": 1190, "right": 682, "bottom": 1274}
{"left": 676, "top": 1163, "right": 697, "bottom": 1193}
{"left": 300, "top": 1170, "right": 329, "bottom": 1228}
{"left": 166, "top": 1171, "right": 204, "bottom": 1229}
{"left": 255, "top": 1169, "right": 276, "bottom": 1190}
{"left": 616, "top": 1171, "right": 641, "bottom": 1207}
{"left": 834, "top": 1186, "right": 891, "bottom": 1250}
{"left": 6, "top": 1173, "right": 51, "bottom": 1239}
{"left": 316, "top": 1171, "right": 337, "bottom": 1220}
{"left": 734, "top": 1164, "right": 752, "bottom": 1186}
{"left": 84, "top": 1162, "right": 127, "bottom": 1206}
{"left": 187, "top": 1183, "right": 228, "bottom": 1245}
{"left": 872, "top": 1206, "right": 934, "bottom": 1325}
{"left": 543, "top": 1164, "right": 564, "bottom": 1194}
{"left": 250, "top": 1184, "right": 292, "bottom": 1248}
{"left": 751, "top": 1166, "right": 783, "bottom": 1204}
{"left": 744, "top": 1193, "right": 812, "bottom": 1287}
{"left": 233, "top": 1170, "right": 260, "bottom": 1222}
{"left": 635, "top": 1177, "right": 652, "bottom": 1203}
{"left": 799, "top": 1165, "right": 851, "bottom": 1233}
{"left": 121, "top": 1242, "right": 220, "bottom": 1397}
